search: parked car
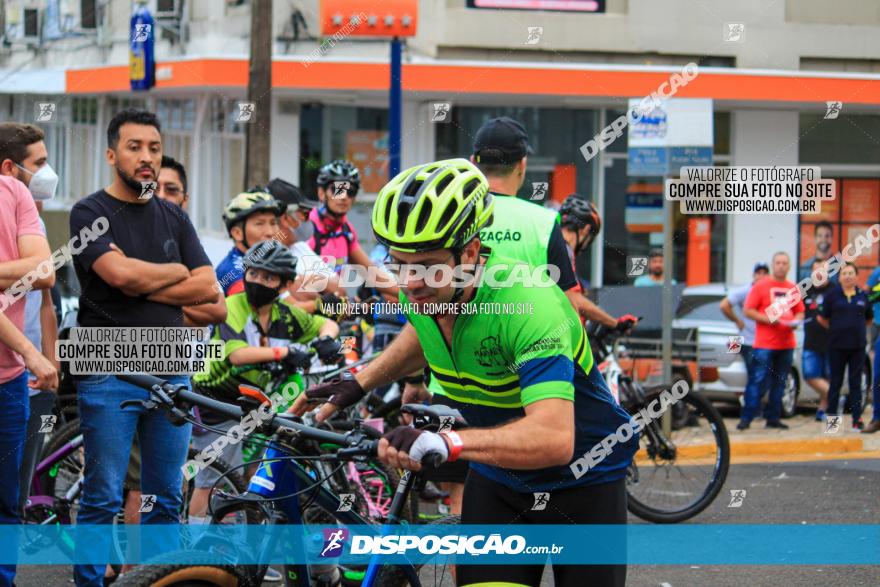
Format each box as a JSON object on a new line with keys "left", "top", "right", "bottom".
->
{"left": 673, "top": 283, "right": 872, "bottom": 418}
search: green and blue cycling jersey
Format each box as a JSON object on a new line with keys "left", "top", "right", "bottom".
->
{"left": 193, "top": 293, "right": 326, "bottom": 422}
{"left": 403, "top": 251, "right": 637, "bottom": 492}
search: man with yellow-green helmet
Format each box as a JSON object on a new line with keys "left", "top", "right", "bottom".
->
{"left": 290, "top": 158, "right": 636, "bottom": 587}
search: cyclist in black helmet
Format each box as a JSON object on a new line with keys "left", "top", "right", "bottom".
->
{"left": 305, "top": 160, "right": 397, "bottom": 303}
{"left": 560, "top": 194, "right": 636, "bottom": 331}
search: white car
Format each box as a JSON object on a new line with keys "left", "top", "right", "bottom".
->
{"left": 674, "top": 283, "right": 871, "bottom": 418}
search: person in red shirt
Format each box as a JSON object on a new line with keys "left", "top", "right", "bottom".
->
{"left": 741, "top": 251, "right": 805, "bottom": 430}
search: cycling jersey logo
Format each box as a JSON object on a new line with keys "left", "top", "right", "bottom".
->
{"left": 320, "top": 528, "right": 349, "bottom": 558}
{"left": 163, "top": 238, "right": 180, "bottom": 262}
{"left": 475, "top": 335, "right": 504, "bottom": 368}
{"left": 480, "top": 229, "right": 521, "bottom": 242}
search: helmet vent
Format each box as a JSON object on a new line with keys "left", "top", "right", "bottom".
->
{"left": 415, "top": 198, "right": 433, "bottom": 233}
{"left": 397, "top": 201, "right": 414, "bottom": 236}
{"left": 437, "top": 199, "right": 458, "bottom": 230}
{"left": 462, "top": 177, "right": 481, "bottom": 198}
{"left": 434, "top": 173, "right": 454, "bottom": 197}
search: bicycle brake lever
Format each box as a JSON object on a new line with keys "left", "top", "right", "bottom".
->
{"left": 120, "top": 399, "right": 151, "bottom": 410}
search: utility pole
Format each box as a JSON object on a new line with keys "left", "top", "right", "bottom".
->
{"left": 244, "top": 0, "right": 272, "bottom": 189}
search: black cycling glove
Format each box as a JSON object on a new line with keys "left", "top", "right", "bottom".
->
{"left": 616, "top": 314, "right": 638, "bottom": 333}
{"left": 311, "top": 335, "right": 342, "bottom": 363}
{"left": 283, "top": 346, "right": 312, "bottom": 372}
{"left": 304, "top": 371, "right": 365, "bottom": 409}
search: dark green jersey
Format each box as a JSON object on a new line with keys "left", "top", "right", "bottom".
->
{"left": 403, "top": 252, "right": 635, "bottom": 492}
{"left": 193, "top": 293, "right": 325, "bottom": 409}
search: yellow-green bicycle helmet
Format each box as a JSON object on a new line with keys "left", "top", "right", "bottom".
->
{"left": 372, "top": 158, "right": 494, "bottom": 253}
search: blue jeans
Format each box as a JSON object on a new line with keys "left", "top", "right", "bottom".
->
{"left": 74, "top": 375, "right": 192, "bottom": 587}
{"left": 0, "top": 372, "right": 29, "bottom": 587}
{"left": 742, "top": 348, "right": 793, "bottom": 423}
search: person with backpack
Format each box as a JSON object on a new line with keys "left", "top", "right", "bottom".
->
{"left": 306, "top": 161, "right": 396, "bottom": 303}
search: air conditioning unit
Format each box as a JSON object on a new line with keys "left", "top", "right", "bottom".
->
{"left": 155, "top": 0, "right": 180, "bottom": 18}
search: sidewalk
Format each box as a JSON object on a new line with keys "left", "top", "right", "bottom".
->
{"left": 721, "top": 407, "right": 880, "bottom": 464}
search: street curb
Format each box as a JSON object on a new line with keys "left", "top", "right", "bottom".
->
{"left": 729, "top": 437, "right": 864, "bottom": 457}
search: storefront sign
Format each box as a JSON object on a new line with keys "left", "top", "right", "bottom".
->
{"left": 628, "top": 98, "right": 713, "bottom": 176}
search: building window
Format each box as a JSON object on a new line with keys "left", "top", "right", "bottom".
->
{"left": 299, "top": 104, "right": 389, "bottom": 197}
{"left": 601, "top": 111, "right": 730, "bottom": 287}
{"left": 435, "top": 106, "right": 598, "bottom": 202}
{"left": 800, "top": 113, "right": 880, "bottom": 164}
{"left": 156, "top": 99, "right": 195, "bottom": 131}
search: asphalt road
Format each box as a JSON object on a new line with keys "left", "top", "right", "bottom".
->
{"left": 15, "top": 458, "right": 880, "bottom": 587}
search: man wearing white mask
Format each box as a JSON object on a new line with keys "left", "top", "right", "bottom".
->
{"left": 0, "top": 122, "right": 58, "bottom": 587}
{"left": 0, "top": 123, "right": 62, "bottom": 516}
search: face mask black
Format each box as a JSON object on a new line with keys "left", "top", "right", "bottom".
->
{"left": 244, "top": 281, "right": 279, "bottom": 308}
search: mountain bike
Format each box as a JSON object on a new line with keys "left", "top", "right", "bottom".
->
{"left": 112, "top": 373, "right": 463, "bottom": 587}
{"left": 26, "top": 417, "right": 253, "bottom": 527}
{"left": 590, "top": 322, "right": 730, "bottom": 523}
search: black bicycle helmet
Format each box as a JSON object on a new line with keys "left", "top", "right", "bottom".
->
{"left": 242, "top": 240, "right": 298, "bottom": 281}
{"left": 560, "top": 194, "right": 601, "bottom": 239}
{"left": 317, "top": 160, "right": 361, "bottom": 193}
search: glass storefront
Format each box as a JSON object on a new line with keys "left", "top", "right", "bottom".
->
{"left": 300, "top": 104, "right": 389, "bottom": 198}
{"left": 798, "top": 113, "right": 880, "bottom": 287}
{"left": 598, "top": 112, "right": 730, "bottom": 287}
{"left": 434, "top": 106, "right": 598, "bottom": 202}
{"left": 797, "top": 178, "right": 880, "bottom": 287}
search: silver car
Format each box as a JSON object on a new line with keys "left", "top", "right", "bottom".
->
{"left": 674, "top": 283, "right": 871, "bottom": 418}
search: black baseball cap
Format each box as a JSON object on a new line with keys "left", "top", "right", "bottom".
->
{"left": 473, "top": 117, "right": 533, "bottom": 165}
{"left": 753, "top": 262, "right": 769, "bottom": 273}
{"left": 266, "top": 177, "right": 320, "bottom": 210}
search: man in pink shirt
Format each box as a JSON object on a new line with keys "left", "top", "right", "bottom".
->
{"left": 0, "top": 169, "right": 57, "bottom": 587}
{"left": 741, "top": 251, "right": 805, "bottom": 430}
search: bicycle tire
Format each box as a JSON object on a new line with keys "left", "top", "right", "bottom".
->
{"left": 113, "top": 551, "right": 249, "bottom": 587}
{"left": 184, "top": 450, "right": 261, "bottom": 526}
{"left": 373, "top": 515, "right": 461, "bottom": 587}
{"left": 626, "top": 390, "right": 730, "bottom": 523}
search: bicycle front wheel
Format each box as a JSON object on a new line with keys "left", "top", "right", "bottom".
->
{"left": 113, "top": 551, "right": 247, "bottom": 586}
{"left": 374, "top": 515, "right": 461, "bottom": 587}
{"left": 626, "top": 390, "right": 730, "bottom": 523}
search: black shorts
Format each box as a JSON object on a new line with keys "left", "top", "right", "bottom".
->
{"left": 422, "top": 394, "right": 469, "bottom": 483}
{"left": 457, "top": 470, "right": 627, "bottom": 587}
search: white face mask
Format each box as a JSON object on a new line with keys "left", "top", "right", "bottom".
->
{"left": 16, "top": 163, "right": 59, "bottom": 200}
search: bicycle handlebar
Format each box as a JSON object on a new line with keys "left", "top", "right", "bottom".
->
{"left": 117, "top": 374, "right": 448, "bottom": 468}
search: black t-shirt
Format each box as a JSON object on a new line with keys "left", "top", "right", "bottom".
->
{"left": 803, "top": 284, "right": 831, "bottom": 353}
{"left": 820, "top": 285, "right": 874, "bottom": 350}
{"left": 547, "top": 223, "right": 578, "bottom": 292}
{"left": 70, "top": 190, "right": 212, "bottom": 327}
